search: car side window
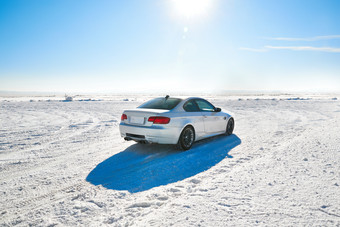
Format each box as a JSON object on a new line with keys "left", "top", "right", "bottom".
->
{"left": 195, "top": 99, "right": 215, "bottom": 112}
{"left": 183, "top": 100, "right": 200, "bottom": 112}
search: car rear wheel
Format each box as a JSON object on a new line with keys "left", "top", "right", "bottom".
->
{"left": 226, "top": 117, "right": 234, "bottom": 136}
{"left": 177, "top": 126, "right": 195, "bottom": 150}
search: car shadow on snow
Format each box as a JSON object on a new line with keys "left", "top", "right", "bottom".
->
{"left": 86, "top": 134, "right": 241, "bottom": 193}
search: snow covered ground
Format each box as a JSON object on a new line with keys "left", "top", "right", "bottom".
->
{"left": 0, "top": 94, "right": 339, "bottom": 226}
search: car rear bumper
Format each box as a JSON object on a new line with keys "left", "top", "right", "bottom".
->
{"left": 119, "top": 122, "right": 181, "bottom": 144}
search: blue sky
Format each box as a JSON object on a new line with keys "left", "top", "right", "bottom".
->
{"left": 0, "top": 0, "right": 339, "bottom": 93}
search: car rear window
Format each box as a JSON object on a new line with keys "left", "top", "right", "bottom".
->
{"left": 138, "top": 98, "right": 182, "bottom": 110}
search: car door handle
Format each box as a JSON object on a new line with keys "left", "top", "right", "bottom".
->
{"left": 203, "top": 115, "right": 207, "bottom": 118}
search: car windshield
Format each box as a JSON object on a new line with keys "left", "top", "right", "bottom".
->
{"left": 138, "top": 97, "right": 182, "bottom": 110}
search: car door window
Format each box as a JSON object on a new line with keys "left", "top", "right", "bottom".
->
{"left": 183, "top": 100, "right": 200, "bottom": 112}
{"left": 195, "top": 99, "right": 215, "bottom": 112}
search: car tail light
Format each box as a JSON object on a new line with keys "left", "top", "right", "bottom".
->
{"left": 121, "top": 114, "right": 127, "bottom": 121}
{"left": 148, "top": 116, "right": 170, "bottom": 124}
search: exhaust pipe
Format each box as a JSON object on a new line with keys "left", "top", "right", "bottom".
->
{"left": 124, "top": 137, "right": 150, "bottom": 144}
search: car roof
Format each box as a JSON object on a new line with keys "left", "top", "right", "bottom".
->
{"left": 152, "top": 96, "right": 204, "bottom": 102}
{"left": 161, "top": 96, "right": 203, "bottom": 101}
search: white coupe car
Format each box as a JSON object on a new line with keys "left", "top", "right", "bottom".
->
{"left": 119, "top": 96, "right": 234, "bottom": 150}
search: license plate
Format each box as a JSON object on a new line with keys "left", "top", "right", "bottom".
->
{"left": 130, "top": 116, "right": 145, "bottom": 124}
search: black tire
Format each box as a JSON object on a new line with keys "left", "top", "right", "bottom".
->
{"left": 177, "top": 126, "right": 195, "bottom": 150}
{"left": 226, "top": 117, "right": 234, "bottom": 136}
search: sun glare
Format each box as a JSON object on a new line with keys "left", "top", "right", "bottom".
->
{"left": 172, "top": 0, "right": 213, "bottom": 18}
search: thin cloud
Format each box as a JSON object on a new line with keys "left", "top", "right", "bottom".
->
{"left": 266, "top": 35, "right": 340, "bottom": 41}
{"left": 239, "top": 47, "right": 268, "bottom": 52}
{"left": 265, "top": 45, "right": 340, "bottom": 53}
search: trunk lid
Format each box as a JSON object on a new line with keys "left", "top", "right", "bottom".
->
{"left": 123, "top": 108, "right": 170, "bottom": 126}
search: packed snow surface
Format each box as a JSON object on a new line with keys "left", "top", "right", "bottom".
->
{"left": 0, "top": 94, "right": 339, "bottom": 226}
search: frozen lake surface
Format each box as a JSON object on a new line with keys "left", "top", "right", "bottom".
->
{"left": 0, "top": 94, "right": 339, "bottom": 226}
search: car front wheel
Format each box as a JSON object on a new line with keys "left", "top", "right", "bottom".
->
{"left": 226, "top": 117, "right": 234, "bottom": 136}
{"left": 177, "top": 126, "right": 195, "bottom": 150}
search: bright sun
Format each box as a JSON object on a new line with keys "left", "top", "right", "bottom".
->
{"left": 172, "top": 0, "right": 213, "bottom": 18}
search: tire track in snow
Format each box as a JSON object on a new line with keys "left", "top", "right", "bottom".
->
{"left": 1, "top": 181, "right": 88, "bottom": 225}
{"left": 0, "top": 116, "right": 103, "bottom": 181}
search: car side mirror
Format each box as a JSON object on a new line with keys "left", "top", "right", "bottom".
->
{"left": 215, "top": 107, "right": 221, "bottom": 112}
